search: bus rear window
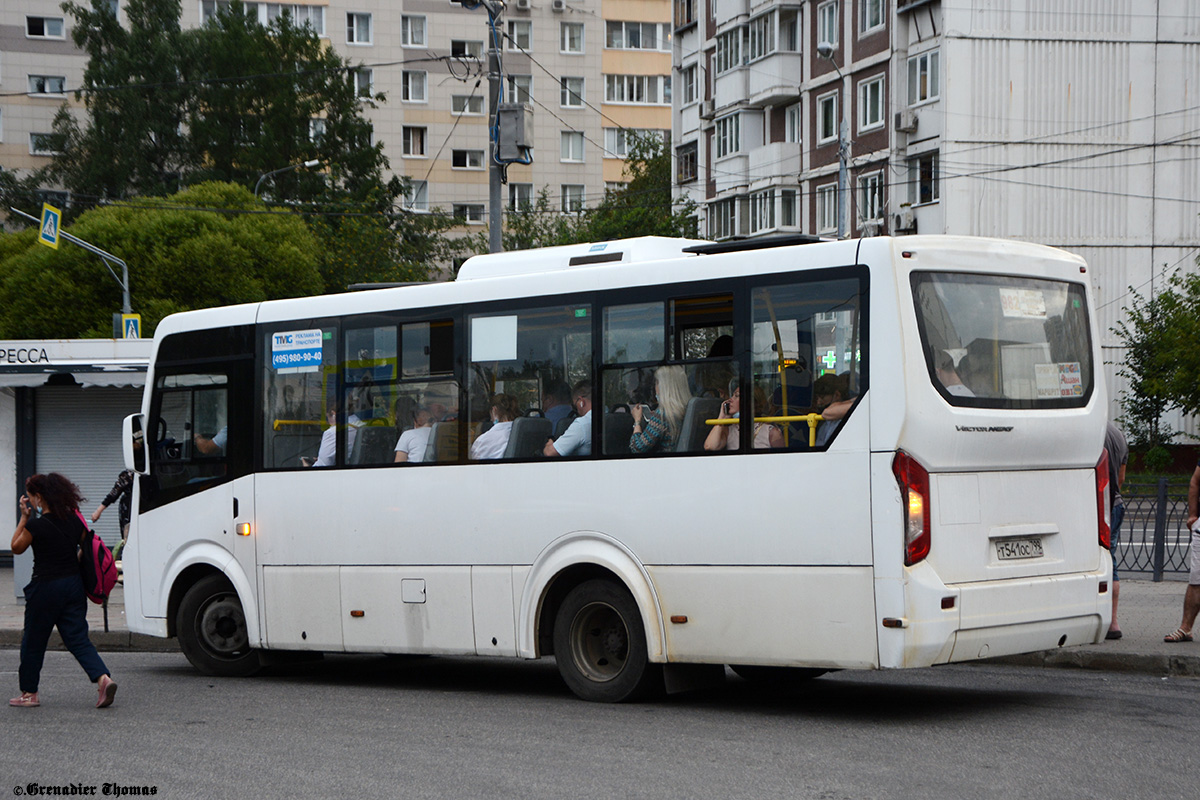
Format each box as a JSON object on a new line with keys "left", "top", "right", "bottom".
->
{"left": 911, "top": 272, "right": 1092, "bottom": 408}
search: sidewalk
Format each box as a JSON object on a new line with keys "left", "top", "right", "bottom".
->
{"left": 0, "top": 568, "right": 1197, "bottom": 676}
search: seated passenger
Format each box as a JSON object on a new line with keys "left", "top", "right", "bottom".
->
{"left": 544, "top": 380, "right": 592, "bottom": 457}
{"left": 630, "top": 365, "right": 690, "bottom": 454}
{"left": 936, "top": 352, "right": 975, "bottom": 397}
{"left": 303, "top": 403, "right": 340, "bottom": 467}
{"left": 469, "top": 393, "right": 520, "bottom": 460}
{"left": 704, "top": 381, "right": 783, "bottom": 451}
{"left": 394, "top": 406, "right": 435, "bottom": 463}
{"left": 541, "top": 381, "right": 574, "bottom": 429}
{"left": 813, "top": 373, "right": 853, "bottom": 447}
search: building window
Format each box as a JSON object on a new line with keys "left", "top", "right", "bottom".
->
{"left": 750, "top": 190, "right": 775, "bottom": 233}
{"left": 28, "top": 76, "right": 66, "bottom": 95}
{"left": 453, "top": 204, "right": 485, "bottom": 224}
{"left": 402, "top": 126, "right": 427, "bottom": 156}
{"left": 716, "top": 29, "right": 743, "bottom": 74}
{"left": 507, "top": 20, "right": 532, "bottom": 50}
{"left": 604, "top": 74, "right": 670, "bottom": 104}
{"left": 859, "top": 171, "right": 883, "bottom": 220}
{"left": 675, "top": 0, "right": 696, "bottom": 28}
{"left": 605, "top": 181, "right": 627, "bottom": 195}
{"left": 908, "top": 50, "right": 940, "bottom": 105}
{"left": 709, "top": 197, "right": 739, "bottom": 239}
{"left": 452, "top": 150, "right": 484, "bottom": 169}
{"left": 861, "top": 0, "right": 884, "bottom": 34}
{"left": 507, "top": 75, "right": 532, "bottom": 104}
{"left": 452, "top": 95, "right": 484, "bottom": 115}
{"left": 561, "top": 77, "right": 584, "bottom": 108}
{"left": 605, "top": 21, "right": 669, "bottom": 50}
{"left": 346, "top": 12, "right": 371, "bottom": 45}
{"left": 785, "top": 103, "right": 801, "bottom": 143}
{"left": 676, "top": 142, "right": 698, "bottom": 183}
{"left": 681, "top": 64, "right": 698, "bottom": 105}
{"left": 561, "top": 22, "right": 584, "bottom": 53}
{"left": 747, "top": 15, "right": 774, "bottom": 61}
{"left": 401, "top": 71, "right": 427, "bottom": 102}
{"left": 29, "top": 133, "right": 59, "bottom": 156}
{"left": 401, "top": 15, "right": 426, "bottom": 46}
{"left": 265, "top": 4, "right": 323, "bottom": 35}
{"left": 781, "top": 189, "right": 797, "bottom": 227}
{"left": 561, "top": 131, "right": 585, "bottom": 162}
{"left": 817, "top": 1, "right": 837, "bottom": 47}
{"left": 451, "top": 40, "right": 483, "bottom": 59}
{"left": 817, "top": 92, "right": 838, "bottom": 144}
{"left": 604, "top": 128, "right": 664, "bottom": 158}
{"left": 561, "top": 184, "right": 585, "bottom": 213}
{"left": 817, "top": 184, "right": 838, "bottom": 232}
{"left": 26, "top": 17, "right": 65, "bottom": 39}
{"left": 910, "top": 152, "right": 939, "bottom": 205}
{"left": 309, "top": 118, "right": 326, "bottom": 142}
{"left": 354, "top": 69, "right": 373, "bottom": 97}
{"left": 779, "top": 9, "right": 799, "bottom": 50}
{"left": 714, "top": 114, "right": 740, "bottom": 158}
{"left": 509, "top": 183, "right": 533, "bottom": 211}
{"left": 858, "top": 75, "right": 884, "bottom": 132}
{"left": 405, "top": 180, "right": 428, "bottom": 211}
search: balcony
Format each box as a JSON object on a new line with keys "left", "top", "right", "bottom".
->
{"left": 714, "top": 67, "right": 750, "bottom": 112}
{"left": 749, "top": 142, "right": 800, "bottom": 184}
{"left": 747, "top": 52, "right": 804, "bottom": 107}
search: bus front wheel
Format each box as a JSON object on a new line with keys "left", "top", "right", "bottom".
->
{"left": 177, "top": 574, "right": 261, "bottom": 677}
{"left": 553, "top": 579, "right": 661, "bottom": 702}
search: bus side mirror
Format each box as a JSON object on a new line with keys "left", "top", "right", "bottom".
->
{"left": 124, "top": 414, "right": 148, "bottom": 475}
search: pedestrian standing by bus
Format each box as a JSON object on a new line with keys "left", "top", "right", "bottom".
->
{"left": 92, "top": 470, "right": 133, "bottom": 559}
{"left": 1104, "top": 421, "right": 1128, "bottom": 640}
{"left": 1164, "top": 458, "right": 1200, "bottom": 643}
{"left": 10, "top": 473, "right": 118, "bottom": 709}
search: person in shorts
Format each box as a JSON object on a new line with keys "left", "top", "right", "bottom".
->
{"left": 1164, "top": 457, "right": 1200, "bottom": 642}
{"left": 1104, "top": 422, "right": 1128, "bottom": 639}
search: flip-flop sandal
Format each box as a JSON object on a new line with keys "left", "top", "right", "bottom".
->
{"left": 1164, "top": 628, "right": 1194, "bottom": 643}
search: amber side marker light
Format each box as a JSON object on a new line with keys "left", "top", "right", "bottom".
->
{"left": 670, "top": 615, "right": 688, "bottom": 624}
{"left": 235, "top": 523, "right": 251, "bottom": 536}
{"left": 350, "top": 610, "right": 365, "bottom": 618}
{"left": 882, "top": 618, "right": 906, "bottom": 629}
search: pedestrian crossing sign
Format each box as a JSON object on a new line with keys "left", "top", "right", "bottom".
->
{"left": 38, "top": 203, "right": 62, "bottom": 249}
{"left": 122, "top": 313, "right": 141, "bottom": 339}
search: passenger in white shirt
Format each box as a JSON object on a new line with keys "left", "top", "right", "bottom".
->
{"left": 544, "top": 380, "right": 592, "bottom": 457}
{"left": 469, "top": 393, "right": 520, "bottom": 460}
{"left": 394, "top": 406, "right": 434, "bottom": 463}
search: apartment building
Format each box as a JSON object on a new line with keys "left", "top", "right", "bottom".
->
{"left": 0, "top": 0, "right": 673, "bottom": 221}
{"left": 675, "top": 0, "right": 1200, "bottom": 427}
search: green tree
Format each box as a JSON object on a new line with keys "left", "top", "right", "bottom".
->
{"left": 577, "top": 133, "right": 698, "bottom": 242}
{"left": 0, "top": 182, "right": 322, "bottom": 338}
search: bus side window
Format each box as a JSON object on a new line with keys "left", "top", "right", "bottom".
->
{"left": 262, "top": 325, "right": 338, "bottom": 469}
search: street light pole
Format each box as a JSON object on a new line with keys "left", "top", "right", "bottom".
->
{"left": 254, "top": 158, "right": 321, "bottom": 199}
{"left": 817, "top": 43, "right": 849, "bottom": 240}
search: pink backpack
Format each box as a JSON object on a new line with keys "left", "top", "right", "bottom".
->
{"left": 75, "top": 510, "right": 118, "bottom": 604}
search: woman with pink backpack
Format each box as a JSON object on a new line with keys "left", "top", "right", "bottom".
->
{"left": 10, "top": 473, "right": 118, "bottom": 709}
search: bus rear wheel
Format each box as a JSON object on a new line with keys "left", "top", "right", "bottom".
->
{"left": 177, "top": 574, "right": 261, "bottom": 677}
{"left": 553, "top": 579, "right": 661, "bottom": 703}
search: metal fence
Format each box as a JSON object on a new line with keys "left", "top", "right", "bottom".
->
{"left": 1116, "top": 480, "right": 1193, "bottom": 580}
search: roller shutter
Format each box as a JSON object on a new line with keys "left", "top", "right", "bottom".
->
{"left": 35, "top": 386, "right": 142, "bottom": 548}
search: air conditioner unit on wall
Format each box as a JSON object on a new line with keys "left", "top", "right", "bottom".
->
{"left": 515, "top": 0, "right": 531, "bottom": 9}
{"left": 895, "top": 110, "right": 918, "bottom": 133}
{"left": 551, "top": 0, "right": 566, "bottom": 11}
{"left": 894, "top": 210, "right": 916, "bottom": 232}
{"left": 699, "top": 99, "right": 716, "bottom": 120}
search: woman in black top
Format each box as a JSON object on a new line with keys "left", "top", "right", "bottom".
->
{"left": 10, "top": 473, "right": 117, "bottom": 709}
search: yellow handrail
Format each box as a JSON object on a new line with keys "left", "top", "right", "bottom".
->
{"left": 272, "top": 419, "right": 325, "bottom": 431}
{"left": 705, "top": 414, "right": 825, "bottom": 447}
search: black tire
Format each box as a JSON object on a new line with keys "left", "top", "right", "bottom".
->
{"left": 730, "top": 664, "right": 827, "bottom": 686}
{"left": 177, "top": 574, "right": 261, "bottom": 677}
{"left": 553, "top": 578, "right": 661, "bottom": 702}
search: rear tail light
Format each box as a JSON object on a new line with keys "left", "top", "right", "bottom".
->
{"left": 1095, "top": 450, "right": 1111, "bottom": 549}
{"left": 892, "top": 450, "right": 931, "bottom": 566}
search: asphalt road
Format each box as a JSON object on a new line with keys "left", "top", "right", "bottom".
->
{"left": 2, "top": 652, "right": 1192, "bottom": 800}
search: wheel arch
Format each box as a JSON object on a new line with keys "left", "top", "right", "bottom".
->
{"left": 519, "top": 531, "right": 665, "bottom": 663}
{"left": 162, "top": 545, "right": 260, "bottom": 645}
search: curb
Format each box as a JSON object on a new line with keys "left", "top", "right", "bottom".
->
{"left": 0, "top": 629, "right": 179, "bottom": 653}
{"left": 988, "top": 649, "right": 1200, "bottom": 678}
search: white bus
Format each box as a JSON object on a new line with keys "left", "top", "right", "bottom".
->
{"left": 121, "top": 235, "right": 1113, "bottom": 701}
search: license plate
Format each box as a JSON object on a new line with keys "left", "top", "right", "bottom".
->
{"left": 995, "top": 537, "right": 1044, "bottom": 560}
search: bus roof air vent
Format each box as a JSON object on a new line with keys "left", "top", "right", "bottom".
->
{"left": 682, "top": 234, "right": 826, "bottom": 256}
{"left": 455, "top": 236, "right": 706, "bottom": 281}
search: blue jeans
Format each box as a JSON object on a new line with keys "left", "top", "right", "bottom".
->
{"left": 19, "top": 576, "right": 109, "bottom": 694}
{"left": 1110, "top": 501, "right": 1125, "bottom": 583}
